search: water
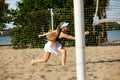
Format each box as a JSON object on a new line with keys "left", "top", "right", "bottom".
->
{"left": 0, "top": 30, "right": 120, "bottom": 46}
{"left": 107, "top": 30, "right": 120, "bottom": 41}
{"left": 0, "top": 36, "right": 12, "bottom": 45}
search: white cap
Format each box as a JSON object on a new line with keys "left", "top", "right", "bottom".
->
{"left": 60, "top": 22, "right": 69, "bottom": 28}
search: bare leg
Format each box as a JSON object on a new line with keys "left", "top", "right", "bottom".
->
{"left": 31, "top": 52, "right": 51, "bottom": 65}
{"left": 59, "top": 47, "right": 67, "bottom": 66}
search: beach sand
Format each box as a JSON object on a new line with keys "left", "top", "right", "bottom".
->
{"left": 0, "top": 46, "right": 120, "bottom": 80}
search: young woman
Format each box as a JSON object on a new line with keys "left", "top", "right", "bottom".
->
{"left": 31, "top": 22, "right": 89, "bottom": 66}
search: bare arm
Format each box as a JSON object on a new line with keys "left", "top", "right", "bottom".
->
{"left": 59, "top": 32, "right": 75, "bottom": 40}
{"left": 38, "top": 30, "right": 57, "bottom": 38}
{"left": 59, "top": 31, "right": 89, "bottom": 40}
{"left": 38, "top": 33, "right": 48, "bottom": 38}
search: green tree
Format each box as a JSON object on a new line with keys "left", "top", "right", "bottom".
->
{"left": 10, "top": 0, "right": 110, "bottom": 48}
{"left": 10, "top": 0, "right": 74, "bottom": 48}
{"left": 0, "top": 0, "right": 9, "bottom": 30}
{"left": 96, "top": 0, "right": 110, "bottom": 43}
{"left": 84, "top": 0, "right": 110, "bottom": 45}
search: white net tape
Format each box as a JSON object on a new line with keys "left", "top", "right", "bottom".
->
{"left": 94, "top": 17, "right": 120, "bottom": 25}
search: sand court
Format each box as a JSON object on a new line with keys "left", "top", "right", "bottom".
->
{"left": 0, "top": 46, "right": 120, "bottom": 80}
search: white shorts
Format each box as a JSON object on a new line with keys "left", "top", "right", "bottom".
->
{"left": 44, "top": 41, "right": 62, "bottom": 54}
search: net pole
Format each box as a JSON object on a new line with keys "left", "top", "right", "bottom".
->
{"left": 73, "top": 0, "right": 86, "bottom": 80}
{"left": 93, "top": 0, "right": 99, "bottom": 26}
{"left": 50, "top": 8, "right": 54, "bottom": 30}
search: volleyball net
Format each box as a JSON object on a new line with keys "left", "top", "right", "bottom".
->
{"left": 93, "top": 0, "right": 120, "bottom": 25}
{"left": 89, "top": 0, "right": 120, "bottom": 46}
{"left": 0, "top": 3, "right": 120, "bottom": 47}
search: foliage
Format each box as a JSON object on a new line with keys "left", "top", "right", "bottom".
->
{"left": 9, "top": 0, "right": 110, "bottom": 48}
{"left": 9, "top": 0, "right": 74, "bottom": 48}
{"left": 0, "top": 0, "right": 9, "bottom": 30}
{"left": 12, "top": 25, "right": 46, "bottom": 48}
{"left": 107, "top": 22, "right": 120, "bottom": 30}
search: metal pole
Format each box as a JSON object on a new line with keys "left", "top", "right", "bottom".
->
{"left": 50, "top": 8, "right": 54, "bottom": 30}
{"left": 73, "top": 0, "right": 86, "bottom": 80}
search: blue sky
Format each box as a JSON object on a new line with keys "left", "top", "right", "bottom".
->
{"left": 5, "top": 0, "right": 21, "bottom": 29}
{"left": 5, "top": 0, "right": 21, "bottom": 10}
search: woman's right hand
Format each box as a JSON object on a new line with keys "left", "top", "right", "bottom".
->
{"left": 85, "top": 31, "right": 90, "bottom": 35}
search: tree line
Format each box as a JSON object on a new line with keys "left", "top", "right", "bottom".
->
{"left": 1, "top": 0, "right": 119, "bottom": 48}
